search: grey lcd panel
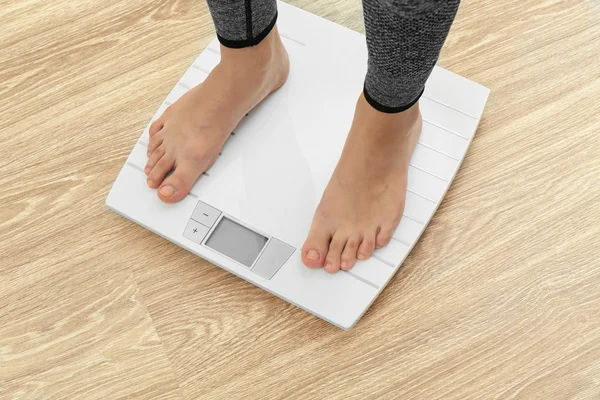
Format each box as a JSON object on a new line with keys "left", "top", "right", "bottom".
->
{"left": 205, "top": 217, "right": 268, "bottom": 267}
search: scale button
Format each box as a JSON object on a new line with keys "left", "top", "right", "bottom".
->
{"left": 183, "top": 219, "right": 210, "bottom": 244}
{"left": 252, "top": 238, "right": 295, "bottom": 280}
{"left": 191, "top": 201, "right": 221, "bottom": 227}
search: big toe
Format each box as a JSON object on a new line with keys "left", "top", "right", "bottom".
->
{"left": 157, "top": 162, "right": 202, "bottom": 203}
{"left": 146, "top": 149, "right": 173, "bottom": 189}
{"left": 301, "top": 223, "right": 331, "bottom": 269}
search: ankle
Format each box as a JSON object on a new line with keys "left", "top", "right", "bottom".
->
{"left": 219, "top": 26, "right": 285, "bottom": 73}
{"left": 356, "top": 93, "right": 421, "bottom": 134}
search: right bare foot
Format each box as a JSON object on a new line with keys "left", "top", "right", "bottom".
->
{"left": 145, "top": 27, "right": 289, "bottom": 202}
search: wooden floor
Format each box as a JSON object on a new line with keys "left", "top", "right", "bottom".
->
{"left": 1, "top": 0, "right": 599, "bottom": 398}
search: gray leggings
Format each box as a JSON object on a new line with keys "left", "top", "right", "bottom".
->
{"left": 206, "top": 0, "right": 460, "bottom": 113}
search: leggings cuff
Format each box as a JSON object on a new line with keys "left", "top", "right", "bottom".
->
{"left": 217, "top": 11, "right": 278, "bottom": 49}
{"left": 363, "top": 85, "right": 424, "bottom": 113}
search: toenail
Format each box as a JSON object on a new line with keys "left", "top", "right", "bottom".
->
{"left": 159, "top": 185, "right": 175, "bottom": 197}
{"left": 357, "top": 254, "right": 367, "bottom": 260}
{"left": 341, "top": 260, "right": 348, "bottom": 269}
{"left": 325, "top": 263, "right": 332, "bottom": 270}
{"left": 144, "top": 165, "right": 151, "bottom": 173}
{"left": 147, "top": 178, "right": 153, "bottom": 186}
{"left": 306, "top": 249, "right": 320, "bottom": 260}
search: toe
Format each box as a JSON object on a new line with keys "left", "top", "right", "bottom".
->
{"left": 324, "top": 233, "right": 346, "bottom": 274}
{"left": 376, "top": 225, "right": 395, "bottom": 249}
{"left": 357, "top": 231, "right": 377, "bottom": 261}
{"left": 149, "top": 118, "right": 164, "bottom": 137}
{"left": 340, "top": 234, "right": 361, "bottom": 270}
{"left": 301, "top": 223, "right": 331, "bottom": 269}
{"left": 147, "top": 132, "right": 164, "bottom": 156}
{"left": 146, "top": 152, "right": 174, "bottom": 189}
{"left": 145, "top": 145, "right": 165, "bottom": 175}
{"left": 157, "top": 161, "right": 203, "bottom": 203}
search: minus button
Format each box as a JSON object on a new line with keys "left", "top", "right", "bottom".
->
{"left": 191, "top": 200, "right": 221, "bottom": 228}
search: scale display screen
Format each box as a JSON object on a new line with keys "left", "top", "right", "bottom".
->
{"left": 205, "top": 217, "right": 268, "bottom": 267}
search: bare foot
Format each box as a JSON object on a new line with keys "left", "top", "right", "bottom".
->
{"left": 145, "top": 27, "right": 289, "bottom": 202}
{"left": 301, "top": 93, "right": 422, "bottom": 273}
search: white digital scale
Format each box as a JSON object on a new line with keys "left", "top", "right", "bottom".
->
{"left": 106, "top": 2, "right": 490, "bottom": 329}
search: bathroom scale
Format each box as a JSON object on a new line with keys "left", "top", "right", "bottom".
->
{"left": 106, "top": 1, "right": 490, "bottom": 329}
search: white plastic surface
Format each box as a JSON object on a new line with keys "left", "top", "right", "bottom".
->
{"left": 106, "top": 1, "right": 490, "bottom": 330}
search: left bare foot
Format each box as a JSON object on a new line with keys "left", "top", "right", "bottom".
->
{"left": 301, "top": 93, "right": 422, "bottom": 273}
{"left": 144, "top": 27, "right": 289, "bottom": 202}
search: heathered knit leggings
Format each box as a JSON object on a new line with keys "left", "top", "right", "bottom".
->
{"left": 206, "top": 0, "right": 460, "bottom": 113}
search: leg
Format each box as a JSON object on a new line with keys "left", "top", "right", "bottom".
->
{"left": 302, "top": 0, "right": 460, "bottom": 272}
{"left": 145, "top": 0, "right": 289, "bottom": 202}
